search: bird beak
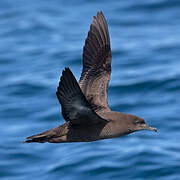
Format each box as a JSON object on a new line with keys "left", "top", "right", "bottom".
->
{"left": 143, "top": 124, "right": 158, "bottom": 132}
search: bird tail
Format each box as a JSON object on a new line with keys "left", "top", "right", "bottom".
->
{"left": 23, "top": 127, "right": 57, "bottom": 143}
{"left": 24, "top": 132, "right": 49, "bottom": 143}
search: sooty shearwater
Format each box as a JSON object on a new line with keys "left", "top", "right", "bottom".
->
{"left": 24, "top": 11, "right": 157, "bottom": 143}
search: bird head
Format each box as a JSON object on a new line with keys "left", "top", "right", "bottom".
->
{"left": 127, "top": 114, "right": 158, "bottom": 133}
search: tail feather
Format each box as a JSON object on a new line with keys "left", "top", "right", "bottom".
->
{"left": 24, "top": 128, "right": 56, "bottom": 143}
{"left": 24, "top": 134, "right": 48, "bottom": 143}
{"left": 23, "top": 137, "right": 47, "bottom": 143}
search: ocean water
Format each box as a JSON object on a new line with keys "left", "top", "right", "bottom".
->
{"left": 1, "top": 0, "right": 180, "bottom": 179}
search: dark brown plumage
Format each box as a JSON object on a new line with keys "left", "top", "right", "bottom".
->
{"left": 24, "top": 11, "right": 157, "bottom": 144}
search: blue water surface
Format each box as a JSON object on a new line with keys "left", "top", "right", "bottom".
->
{"left": 1, "top": 0, "right": 180, "bottom": 179}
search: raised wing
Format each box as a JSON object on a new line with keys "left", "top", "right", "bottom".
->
{"left": 56, "top": 68, "right": 108, "bottom": 126}
{"left": 79, "top": 11, "right": 112, "bottom": 112}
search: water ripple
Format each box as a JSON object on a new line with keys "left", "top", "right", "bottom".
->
{"left": 0, "top": 1, "right": 180, "bottom": 180}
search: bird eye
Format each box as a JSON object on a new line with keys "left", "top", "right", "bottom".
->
{"left": 134, "top": 118, "right": 139, "bottom": 123}
{"left": 133, "top": 119, "right": 139, "bottom": 124}
{"left": 134, "top": 118, "right": 144, "bottom": 124}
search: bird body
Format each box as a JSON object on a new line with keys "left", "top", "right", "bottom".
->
{"left": 25, "top": 112, "right": 132, "bottom": 143}
{"left": 24, "top": 11, "right": 157, "bottom": 144}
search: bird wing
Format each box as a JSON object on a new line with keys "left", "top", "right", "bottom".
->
{"left": 79, "top": 11, "right": 112, "bottom": 112}
{"left": 56, "top": 68, "right": 108, "bottom": 126}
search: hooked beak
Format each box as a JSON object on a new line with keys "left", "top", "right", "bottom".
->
{"left": 138, "top": 123, "right": 158, "bottom": 132}
{"left": 143, "top": 124, "right": 158, "bottom": 132}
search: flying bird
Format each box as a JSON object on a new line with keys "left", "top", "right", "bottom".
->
{"left": 24, "top": 11, "right": 157, "bottom": 143}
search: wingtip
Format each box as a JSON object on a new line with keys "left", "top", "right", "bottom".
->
{"left": 96, "top": 11, "right": 104, "bottom": 18}
{"left": 61, "top": 67, "right": 70, "bottom": 77}
{"left": 62, "top": 69, "right": 65, "bottom": 76}
{"left": 93, "top": 11, "right": 104, "bottom": 21}
{"left": 64, "top": 67, "right": 72, "bottom": 73}
{"left": 97, "top": 10, "right": 103, "bottom": 15}
{"left": 64, "top": 67, "right": 69, "bottom": 71}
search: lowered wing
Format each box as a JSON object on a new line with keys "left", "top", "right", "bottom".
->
{"left": 56, "top": 68, "right": 108, "bottom": 126}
